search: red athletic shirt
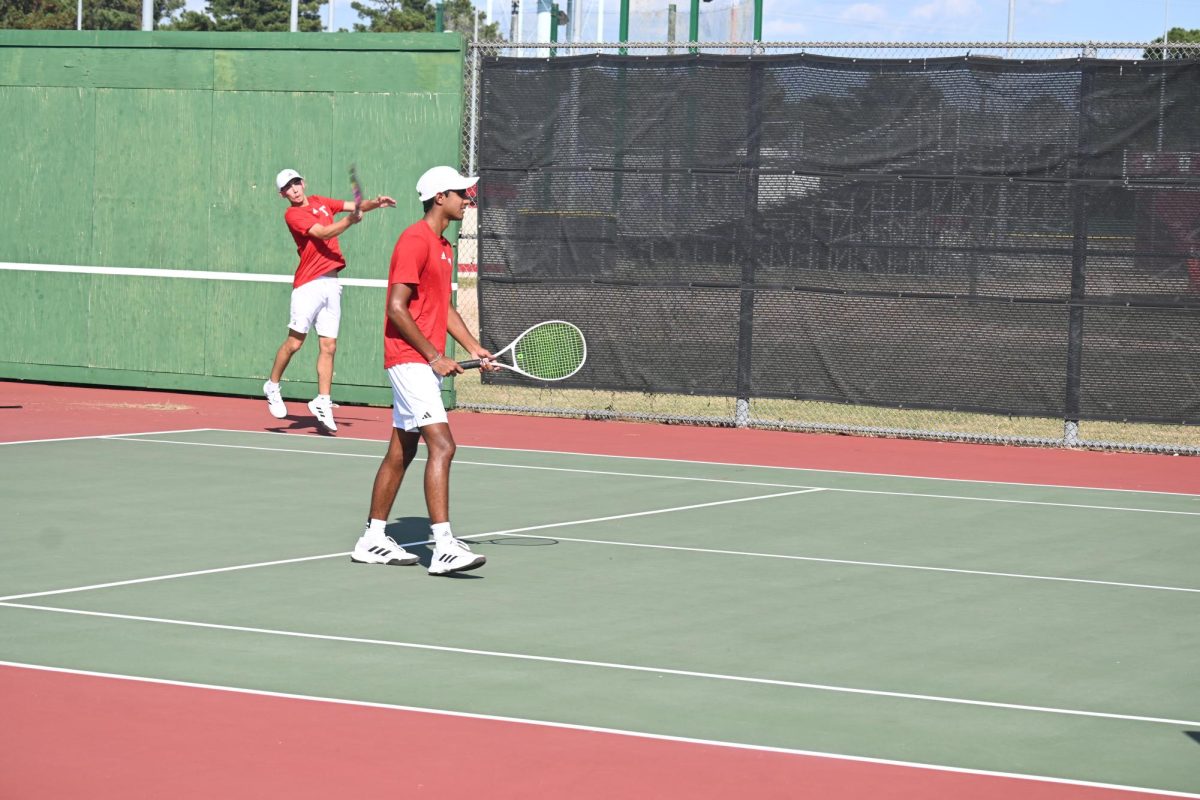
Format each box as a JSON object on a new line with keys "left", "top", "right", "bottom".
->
{"left": 384, "top": 220, "right": 454, "bottom": 369}
{"left": 284, "top": 195, "right": 347, "bottom": 288}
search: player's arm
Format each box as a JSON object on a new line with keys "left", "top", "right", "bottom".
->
{"left": 307, "top": 214, "right": 359, "bottom": 240}
{"left": 448, "top": 307, "right": 494, "bottom": 367}
{"left": 386, "top": 282, "right": 463, "bottom": 377}
{"left": 348, "top": 195, "right": 397, "bottom": 214}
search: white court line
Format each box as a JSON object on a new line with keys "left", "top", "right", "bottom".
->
{"left": 3, "top": 663, "right": 1195, "bottom": 800}
{"left": 0, "top": 490, "right": 821, "bottom": 602}
{"left": 480, "top": 534, "right": 1200, "bottom": 594}
{"left": 2, "top": 605, "right": 1197, "bottom": 730}
{"left": 104, "top": 435, "right": 1200, "bottom": 516}
{"left": 0, "top": 428, "right": 217, "bottom": 446}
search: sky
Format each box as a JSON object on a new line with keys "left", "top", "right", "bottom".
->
{"left": 180, "top": 0, "right": 1200, "bottom": 44}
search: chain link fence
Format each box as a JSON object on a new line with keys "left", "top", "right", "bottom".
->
{"left": 454, "top": 41, "right": 1200, "bottom": 455}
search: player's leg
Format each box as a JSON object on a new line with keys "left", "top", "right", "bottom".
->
{"left": 352, "top": 369, "right": 426, "bottom": 567}
{"left": 419, "top": 422, "right": 456, "bottom": 524}
{"left": 264, "top": 281, "right": 322, "bottom": 418}
{"left": 307, "top": 277, "right": 342, "bottom": 431}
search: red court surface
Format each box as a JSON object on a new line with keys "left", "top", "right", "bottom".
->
{"left": 1, "top": 380, "right": 1197, "bottom": 799}
{"left": 1, "top": 379, "right": 1196, "bottom": 493}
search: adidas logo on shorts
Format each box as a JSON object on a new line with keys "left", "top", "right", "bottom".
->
{"left": 421, "top": 411, "right": 432, "bottom": 420}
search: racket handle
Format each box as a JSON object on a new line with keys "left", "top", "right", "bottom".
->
{"left": 458, "top": 359, "right": 482, "bottom": 370}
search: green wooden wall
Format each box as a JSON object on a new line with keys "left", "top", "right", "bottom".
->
{"left": 0, "top": 30, "right": 466, "bottom": 407}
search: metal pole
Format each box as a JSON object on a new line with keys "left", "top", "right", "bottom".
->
{"left": 753, "top": 0, "right": 762, "bottom": 42}
{"left": 290, "top": 0, "right": 299, "bottom": 31}
{"left": 436, "top": 3, "right": 445, "bottom": 32}
{"left": 550, "top": 3, "right": 559, "bottom": 57}
{"left": 77, "top": 0, "right": 82, "bottom": 29}
{"left": 141, "top": 0, "right": 152, "bottom": 30}
{"left": 618, "top": 0, "right": 629, "bottom": 55}
{"left": 689, "top": 0, "right": 699, "bottom": 54}
{"left": 328, "top": 0, "right": 334, "bottom": 31}
{"left": 1006, "top": 0, "right": 1014, "bottom": 58}
{"left": 596, "top": 0, "right": 603, "bottom": 42}
{"left": 667, "top": 4, "right": 676, "bottom": 54}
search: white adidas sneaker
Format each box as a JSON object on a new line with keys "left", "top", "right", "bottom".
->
{"left": 263, "top": 381, "right": 287, "bottom": 419}
{"left": 428, "top": 537, "right": 486, "bottom": 575}
{"left": 351, "top": 532, "right": 418, "bottom": 566}
{"left": 308, "top": 397, "right": 338, "bottom": 431}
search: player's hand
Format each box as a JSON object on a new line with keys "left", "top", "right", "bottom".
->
{"left": 430, "top": 354, "right": 463, "bottom": 377}
{"left": 471, "top": 347, "right": 498, "bottom": 371}
{"left": 375, "top": 195, "right": 397, "bottom": 209}
{"left": 350, "top": 208, "right": 364, "bottom": 224}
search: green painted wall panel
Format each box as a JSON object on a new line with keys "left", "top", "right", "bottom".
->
{"left": 209, "top": 91, "right": 335, "bottom": 276}
{"left": 213, "top": 50, "right": 461, "bottom": 95}
{"left": 86, "top": 277, "right": 208, "bottom": 373}
{"left": 202, "top": 280, "right": 294, "bottom": 380}
{"left": 3, "top": 272, "right": 91, "bottom": 365}
{"left": 91, "top": 89, "right": 213, "bottom": 269}
{"left": 0, "top": 47, "right": 215, "bottom": 90}
{"left": 0, "top": 86, "right": 95, "bottom": 264}
{"left": 1, "top": 32, "right": 464, "bottom": 406}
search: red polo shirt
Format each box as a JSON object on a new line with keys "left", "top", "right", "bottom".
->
{"left": 384, "top": 220, "right": 454, "bottom": 368}
{"left": 284, "top": 195, "right": 347, "bottom": 288}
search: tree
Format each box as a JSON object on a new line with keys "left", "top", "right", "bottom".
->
{"left": 352, "top": 0, "right": 435, "bottom": 32}
{"left": 163, "top": 0, "right": 322, "bottom": 31}
{"left": 1143, "top": 27, "right": 1200, "bottom": 60}
{"left": 442, "top": 0, "right": 500, "bottom": 38}
{"left": 352, "top": 0, "right": 501, "bottom": 37}
{"left": 1, "top": 0, "right": 185, "bottom": 29}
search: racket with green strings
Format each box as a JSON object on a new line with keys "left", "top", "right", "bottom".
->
{"left": 459, "top": 320, "right": 586, "bottom": 381}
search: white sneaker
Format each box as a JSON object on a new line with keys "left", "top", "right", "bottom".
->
{"left": 428, "top": 537, "right": 486, "bottom": 575}
{"left": 308, "top": 397, "right": 338, "bottom": 431}
{"left": 263, "top": 381, "right": 287, "bottom": 419}
{"left": 351, "top": 532, "right": 418, "bottom": 566}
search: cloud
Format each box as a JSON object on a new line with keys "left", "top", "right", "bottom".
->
{"left": 910, "top": 0, "right": 982, "bottom": 21}
{"left": 841, "top": 3, "right": 887, "bottom": 24}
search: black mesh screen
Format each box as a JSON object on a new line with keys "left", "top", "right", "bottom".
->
{"left": 477, "top": 53, "right": 1200, "bottom": 423}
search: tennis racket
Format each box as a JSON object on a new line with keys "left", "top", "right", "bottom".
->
{"left": 349, "top": 163, "right": 364, "bottom": 208}
{"left": 459, "top": 320, "right": 586, "bottom": 381}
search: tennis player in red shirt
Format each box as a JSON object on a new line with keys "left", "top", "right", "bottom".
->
{"left": 353, "top": 166, "right": 494, "bottom": 575}
{"left": 263, "top": 168, "right": 396, "bottom": 432}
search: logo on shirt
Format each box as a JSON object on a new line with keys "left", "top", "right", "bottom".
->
{"left": 312, "top": 205, "right": 329, "bottom": 218}
{"left": 441, "top": 252, "right": 451, "bottom": 263}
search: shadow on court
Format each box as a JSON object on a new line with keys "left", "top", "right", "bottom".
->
{"left": 382, "top": 517, "right": 493, "bottom": 578}
{"left": 1186, "top": 732, "right": 1200, "bottom": 747}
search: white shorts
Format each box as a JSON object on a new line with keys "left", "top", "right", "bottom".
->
{"left": 289, "top": 274, "right": 342, "bottom": 338}
{"left": 387, "top": 363, "right": 448, "bottom": 431}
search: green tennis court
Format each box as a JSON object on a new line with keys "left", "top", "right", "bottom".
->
{"left": 1, "top": 428, "right": 1198, "bottom": 797}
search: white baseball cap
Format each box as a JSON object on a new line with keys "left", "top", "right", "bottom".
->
{"left": 276, "top": 168, "right": 303, "bottom": 191}
{"left": 416, "top": 166, "right": 478, "bottom": 202}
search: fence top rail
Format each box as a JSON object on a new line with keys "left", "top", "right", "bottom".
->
{"left": 472, "top": 40, "right": 1200, "bottom": 50}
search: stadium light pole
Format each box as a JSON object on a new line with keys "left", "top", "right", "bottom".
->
{"left": 142, "top": 0, "right": 152, "bottom": 29}
{"left": 77, "top": 0, "right": 82, "bottom": 29}
{"left": 290, "top": 0, "right": 299, "bottom": 31}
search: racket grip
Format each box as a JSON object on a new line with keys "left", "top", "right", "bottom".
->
{"left": 458, "top": 359, "right": 482, "bottom": 370}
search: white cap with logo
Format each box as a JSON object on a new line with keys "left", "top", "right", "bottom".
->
{"left": 275, "top": 168, "right": 303, "bottom": 191}
{"left": 416, "top": 166, "right": 479, "bottom": 202}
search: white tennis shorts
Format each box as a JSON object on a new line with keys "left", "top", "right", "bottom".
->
{"left": 289, "top": 274, "right": 342, "bottom": 338}
{"left": 387, "top": 363, "right": 448, "bottom": 431}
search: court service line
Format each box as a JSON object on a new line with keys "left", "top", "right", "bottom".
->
{"left": 481, "top": 534, "right": 1200, "bottom": 594}
{"left": 0, "top": 489, "right": 822, "bottom": 603}
{"left": 4, "top": 663, "right": 1196, "bottom": 800}
{"left": 105, "top": 435, "right": 1200, "bottom": 516}
{"left": 2, "top": 603, "right": 1197, "bottom": 729}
